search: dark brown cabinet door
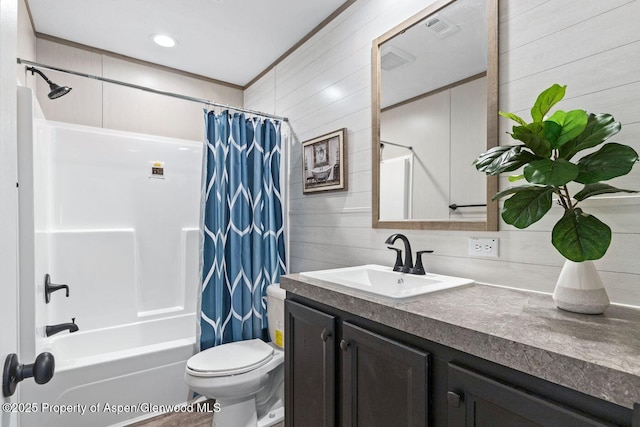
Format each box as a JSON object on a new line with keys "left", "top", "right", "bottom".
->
{"left": 341, "top": 321, "right": 430, "bottom": 427}
{"left": 285, "top": 300, "right": 337, "bottom": 427}
{"left": 447, "top": 364, "right": 616, "bottom": 427}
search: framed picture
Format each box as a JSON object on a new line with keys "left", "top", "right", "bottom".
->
{"left": 302, "top": 128, "right": 347, "bottom": 194}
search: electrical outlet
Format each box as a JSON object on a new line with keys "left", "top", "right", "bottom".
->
{"left": 468, "top": 237, "right": 499, "bottom": 257}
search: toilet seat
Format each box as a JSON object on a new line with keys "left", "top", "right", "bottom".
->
{"left": 186, "top": 339, "right": 275, "bottom": 378}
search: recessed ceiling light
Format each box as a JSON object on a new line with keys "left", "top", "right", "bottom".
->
{"left": 151, "top": 34, "right": 177, "bottom": 48}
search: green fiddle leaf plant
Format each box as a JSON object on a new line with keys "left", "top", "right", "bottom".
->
{"left": 474, "top": 84, "right": 639, "bottom": 262}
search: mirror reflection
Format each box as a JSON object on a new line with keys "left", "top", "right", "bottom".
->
{"left": 374, "top": 0, "right": 497, "bottom": 230}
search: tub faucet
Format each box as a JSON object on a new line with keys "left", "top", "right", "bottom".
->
{"left": 385, "top": 233, "right": 413, "bottom": 273}
{"left": 46, "top": 318, "right": 79, "bottom": 337}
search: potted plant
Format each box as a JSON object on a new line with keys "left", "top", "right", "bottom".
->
{"left": 474, "top": 84, "right": 638, "bottom": 314}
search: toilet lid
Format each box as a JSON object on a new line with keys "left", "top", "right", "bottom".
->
{"left": 187, "top": 339, "right": 274, "bottom": 377}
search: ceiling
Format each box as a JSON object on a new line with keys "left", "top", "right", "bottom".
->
{"left": 27, "top": 0, "right": 348, "bottom": 87}
{"left": 381, "top": 0, "right": 486, "bottom": 108}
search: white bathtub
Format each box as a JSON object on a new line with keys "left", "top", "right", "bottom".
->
{"left": 20, "top": 314, "right": 197, "bottom": 427}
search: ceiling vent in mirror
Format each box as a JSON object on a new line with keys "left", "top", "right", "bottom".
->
{"left": 380, "top": 46, "right": 415, "bottom": 71}
{"left": 425, "top": 15, "right": 460, "bottom": 38}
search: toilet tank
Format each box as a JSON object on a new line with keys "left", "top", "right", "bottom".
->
{"left": 266, "top": 284, "right": 286, "bottom": 349}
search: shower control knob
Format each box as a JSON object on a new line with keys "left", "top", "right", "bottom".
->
{"left": 44, "top": 273, "right": 70, "bottom": 304}
{"left": 2, "top": 352, "right": 55, "bottom": 397}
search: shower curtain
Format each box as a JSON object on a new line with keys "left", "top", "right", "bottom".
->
{"left": 200, "top": 110, "right": 286, "bottom": 350}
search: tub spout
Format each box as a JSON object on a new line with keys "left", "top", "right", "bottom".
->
{"left": 46, "top": 318, "right": 79, "bottom": 337}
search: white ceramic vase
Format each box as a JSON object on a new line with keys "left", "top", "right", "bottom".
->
{"left": 553, "top": 259, "right": 610, "bottom": 314}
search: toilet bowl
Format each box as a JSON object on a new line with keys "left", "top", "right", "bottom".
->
{"left": 185, "top": 284, "right": 286, "bottom": 427}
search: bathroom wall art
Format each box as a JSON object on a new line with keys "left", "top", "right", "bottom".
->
{"left": 302, "top": 128, "right": 347, "bottom": 194}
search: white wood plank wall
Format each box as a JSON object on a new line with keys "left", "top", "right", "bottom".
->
{"left": 245, "top": 0, "right": 640, "bottom": 306}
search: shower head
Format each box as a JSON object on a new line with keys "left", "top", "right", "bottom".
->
{"left": 47, "top": 82, "right": 72, "bottom": 99}
{"left": 27, "top": 67, "right": 72, "bottom": 99}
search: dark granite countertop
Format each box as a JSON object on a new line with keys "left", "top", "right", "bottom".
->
{"left": 281, "top": 273, "right": 640, "bottom": 409}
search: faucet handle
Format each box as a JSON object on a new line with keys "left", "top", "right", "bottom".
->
{"left": 44, "top": 274, "right": 70, "bottom": 304}
{"left": 387, "top": 247, "right": 404, "bottom": 272}
{"left": 409, "top": 250, "right": 433, "bottom": 275}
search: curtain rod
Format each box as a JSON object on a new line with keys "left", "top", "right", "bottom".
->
{"left": 380, "top": 140, "right": 413, "bottom": 150}
{"left": 17, "top": 58, "right": 288, "bottom": 122}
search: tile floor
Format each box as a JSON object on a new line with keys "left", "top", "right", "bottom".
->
{"left": 130, "top": 413, "right": 284, "bottom": 427}
{"left": 127, "top": 400, "right": 284, "bottom": 427}
{"left": 128, "top": 410, "right": 212, "bottom": 427}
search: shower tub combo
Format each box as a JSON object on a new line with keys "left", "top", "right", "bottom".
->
{"left": 18, "top": 88, "right": 203, "bottom": 427}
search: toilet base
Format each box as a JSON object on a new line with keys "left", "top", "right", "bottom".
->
{"left": 257, "top": 403, "right": 284, "bottom": 427}
{"left": 213, "top": 397, "right": 256, "bottom": 427}
{"left": 212, "top": 398, "right": 284, "bottom": 427}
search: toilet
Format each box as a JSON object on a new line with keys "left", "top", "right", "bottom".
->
{"left": 185, "top": 284, "right": 286, "bottom": 427}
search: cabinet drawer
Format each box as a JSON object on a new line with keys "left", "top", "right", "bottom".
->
{"left": 447, "top": 364, "right": 617, "bottom": 427}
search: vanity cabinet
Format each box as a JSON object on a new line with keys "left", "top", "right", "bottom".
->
{"left": 285, "top": 300, "right": 430, "bottom": 427}
{"left": 447, "top": 364, "right": 615, "bottom": 427}
{"left": 285, "top": 300, "right": 336, "bottom": 427}
{"left": 285, "top": 295, "right": 633, "bottom": 427}
{"left": 341, "top": 321, "right": 429, "bottom": 426}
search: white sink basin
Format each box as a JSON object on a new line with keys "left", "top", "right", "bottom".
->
{"left": 299, "top": 264, "right": 473, "bottom": 300}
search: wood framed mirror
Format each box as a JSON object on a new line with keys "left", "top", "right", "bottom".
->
{"left": 372, "top": 0, "right": 498, "bottom": 230}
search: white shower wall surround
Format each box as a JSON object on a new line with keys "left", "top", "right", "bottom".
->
{"left": 39, "top": 123, "right": 202, "bottom": 321}
{"left": 18, "top": 89, "right": 202, "bottom": 427}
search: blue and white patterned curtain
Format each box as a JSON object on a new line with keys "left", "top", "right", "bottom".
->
{"left": 200, "top": 110, "right": 286, "bottom": 350}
